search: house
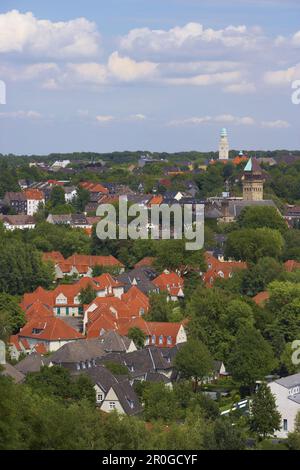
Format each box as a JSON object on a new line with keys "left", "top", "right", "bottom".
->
{"left": 64, "top": 186, "right": 77, "bottom": 203}
{"left": 153, "top": 272, "right": 184, "bottom": 301}
{"left": 81, "top": 365, "right": 142, "bottom": 415}
{"left": 24, "top": 189, "right": 45, "bottom": 215}
{"left": 0, "top": 214, "right": 35, "bottom": 231}
{"left": 9, "top": 335, "right": 32, "bottom": 360}
{"left": 284, "top": 206, "right": 300, "bottom": 228}
{"left": 15, "top": 353, "right": 46, "bottom": 375}
{"left": 117, "top": 267, "right": 158, "bottom": 295}
{"left": 17, "top": 315, "right": 84, "bottom": 352}
{"left": 4, "top": 192, "right": 27, "bottom": 214}
{"left": 51, "top": 160, "right": 71, "bottom": 169}
{"left": 42, "top": 251, "right": 124, "bottom": 279}
{"left": 268, "top": 373, "right": 300, "bottom": 438}
{"left": 119, "top": 318, "right": 187, "bottom": 349}
{"left": 203, "top": 252, "right": 247, "bottom": 287}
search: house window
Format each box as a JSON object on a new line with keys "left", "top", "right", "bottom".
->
{"left": 167, "top": 336, "right": 172, "bottom": 345}
{"left": 76, "top": 363, "right": 80, "bottom": 371}
{"left": 140, "top": 308, "right": 145, "bottom": 316}
{"left": 109, "top": 402, "right": 116, "bottom": 410}
{"left": 81, "top": 362, "right": 86, "bottom": 369}
{"left": 159, "top": 335, "right": 163, "bottom": 345}
{"left": 283, "top": 419, "right": 288, "bottom": 431}
{"left": 152, "top": 335, "right": 156, "bottom": 344}
{"left": 96, "top": 393, "right": 104, "bottom": 402}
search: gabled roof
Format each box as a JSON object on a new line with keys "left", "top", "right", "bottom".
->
{"left": 253, "top": 291, "right": 270, "bottom": 306}
{"left": 24, "top": 188, "right": 44, "bottom": 200}
{"left": 284, "top": 260, "right": 300, "bottom": 272}
{"left": 15, "top": 353, "right": 45, "bottom": 374}
{"left": 153, "top": 272, "right": 184, "bottom": 291}
{"left": 1, "top": 363, "right": 25, "bottom": 383}
{"left": 134, "top": 257, "right": 156, "bottom": 268}
{"left": 19, "top": 316, "right": 84, "bottom": 341}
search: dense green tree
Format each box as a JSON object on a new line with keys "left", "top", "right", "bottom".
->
{"left": 250, "top": 383, "right": 281, "bottom": 439}
{"left": 142, "top": 382, "right": 178, "bottom": 422}
{"left": 287, "top": 412, "right": 300, "bottom": 450}
{"left": 147, "top": 292, "right": 173, "bottom": 322}
{"left": 228, "top": 328, "right": 277, "bottom": 390}
{"left": 204, "top": 417, "right": 246, "bottom": 450}
{"left": 0, "top": 238, "right": 54, "bottom": 295}
{"left": 0, "top": 294, "right": 25, "bottom": 341}
{"left": 78, "top": 284, "right": 97, "bottom": 305}
{"left": 50, "top": 186, "right": 66, "bottom": 207}
{"left": 174, "top": 339, "right": 213, "bottom": 391}
{"left": 238, "top": 206, "right": 287, "bottom": 233}
{"left": 225, "top": 228, "right": 284, "bottom": 263}
{"left": 127, "top": 327, "right": 146, "bottom": 349}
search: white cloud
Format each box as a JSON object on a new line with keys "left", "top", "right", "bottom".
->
{"left": 0, "top": 110, "right": 42, "bottom": 119}
{"left": 168, "top": 114, "right": 255, "bottom": 126}
{"left": 223, "top": 81, "right": 256, "bottom": 94}
{"left": 264, "top": 63, "right": 300, "bottom": 85}
{"left": 66, "top": 62, "right": 108, "bottom": 85}
{"left": 120, "top": 22, "right": 265, "bottom": 60}
{"left": 96, "top": 115, "right": 115, "bottom": 123}
{"left": 165, "top": 70, "right": 242, "bottom": 86}
{"left": 107, "top": 51, "right": 157, "bottom": 82}
{"left": 0, "top": 10, "right": 101, "bottom": 59}
{"left": 261, "top": 120, "right": 290, "bottom": 128}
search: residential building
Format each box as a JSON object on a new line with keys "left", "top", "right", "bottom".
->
{"left": 4, "top": 192, "right": 27, "bottom": 214}
{"left": 0, "top": 214, "right": 35, "bottom": 230}
{"left": 268, "top": 373, "right": 300, "bottom": 438}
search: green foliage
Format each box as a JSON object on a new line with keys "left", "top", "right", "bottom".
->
{"left": 250, "top": 383, "right": 281, "bottom": 439}
{"left": 25, "top": 366, "right": 95, "bottom": 404}
{"left": 147, "top": 292, "right": 174, "bottom": 322}
{"left": 0, "top": 237, "right": 54, "bottom": 295}
{"left": 238, "top": 206, "right": 287, "bottom": 233}
{"left": 228, "top": 328, "right": 277, "bottom": 389}
{"left": 174, "top": 339, "right": 213, "bottom": 390}
{"left": 0, "top": 294, "right": 26, "bottom": 341}
{"left": 287, "top": 412, "right": 300, "bottom": 450}
{"left": 104, "top": 361, "right": 129, "bottom": 376}
{"left": 78, "top": 284, "right": 97, "bottom": 305}
{"left": 49, "top": 186, "right": 66, "bottom": 207}
{"left": 225, "top": 228, "right": 284, "bottom": 263}
{"left": 127, "top": 327, "right": 146, "bottom": 349}
{"left": 142, "top": 382, "right": 178, "bottom": 422}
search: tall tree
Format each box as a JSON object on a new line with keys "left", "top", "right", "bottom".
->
{"left": 174, "top": 339, "right": 213, "bottom": 391}
{"left": 250, "top": 383, "right": 281, "bottom": 439}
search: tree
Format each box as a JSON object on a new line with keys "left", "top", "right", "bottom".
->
{"left": 0, "top": 238, "right": 54, "bottom": 295}
{"left": 174, "top": 339, "right": 213, "bottom": 391}
{"left": 147, "top": 292, "right": 173, "bottom": 322}
{"left": 228, "top": 328, "right": 277, "bottom": 390}
{"left": 0, "top": 294, "right": 26, "bottom": 341}
{"left": 287, "top": 412, "right": 300, "bottom": 450}
{"left": 50, "top": 186, "right": 66, "bottom": 207}
{"left": 250, "top": 383, "right": 281, "bottom": 439}
{"left": 142, "top": 382, "right": 178, "bottom": 422}
{"left": 25, "top": 366, "right": 96, "bottom": 404}
{"left": 225, "top": 228, "right": 284, "bottom": 263}
{"left": 75, "top": 186, "right": 90, "bottom": 212}
{"left": 154, "top": 239, "right": 206, "bottom": 276}
{"left": 104, "top": 361, "right": 129, "bottom": 376}
{"left": 238, "top": 206, "right": 287, "bottom": 233}
{"left": 78, "top": 284, "right": 96, "bottom": 305}
{"left": 127, "top": 327, "right": 146, "bottom": 349}
{"left": 204, "top": 417, "right": 246, "bottom": 450}
{"left": 240, "top": 257, "right": 283, "bottom": 296}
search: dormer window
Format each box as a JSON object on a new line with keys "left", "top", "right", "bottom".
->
{"left": 152, "top": 335, "right": 156, "bottom": 344}
{"left": 167, "top": 336, "right": 172, "bottom": 345}
{"left": 32, "top": 328, "right": 43, "bottom": 335}
{"left": 159, "top": 335, "right": 164, "bottom": 345}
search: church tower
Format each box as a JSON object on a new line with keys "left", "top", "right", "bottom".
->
{"left": 242, "top": 158, "right": 264, "bottom": 201}
{"left": 219, "top": 128, "right": 229, "bottom": 160}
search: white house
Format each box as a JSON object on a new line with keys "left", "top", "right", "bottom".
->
{"left": 268, "top": 373, "right": 300, "bottom": 438}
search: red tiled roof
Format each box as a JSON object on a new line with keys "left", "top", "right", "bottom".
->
{"left": 33, "top": 343, "right": 48, "bottom": 354}
{"left": 80, "top": 182, "right": 109, "bottom": 194}
{"left": 134, "top": 257, "right": 156, "bottom": 268}
{"left": 66, "top": 254, "right": 124, "bottom": 268}
{"left": 153, "top": 272, "right": 184, "bottom": 291}
{"left": 253, "top": 291, "right": 270, "bottom": 306}
{"left": 284, "top": 260, "right": 300, "bottom": 272}
{"left": 19, "top": 316, "right": 84, "bottom": 341}
{"left": 203, "top": 252, "right": 247, "bottom": 287}
{"left": 24, "top": 188, "right": 44, "bottom": 200}
{"left": 42, "top": 251, "right": 65, "bottom": 263}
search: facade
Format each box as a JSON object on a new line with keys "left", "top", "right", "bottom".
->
{"left": 219, "top": 128, "right": 229, "bottom": 160}
{"left": 4, "top": 192, "right": 27, "bottom": 214}
{"left": 24, "top": 189, "right": 45, "bottom": 216}
{"left": 268, "top": 373, "right": 300, "bottom": 438}
{"left": 242, "top": 158, "right": 265, "bottom": 201}
{"left": 0, "top": 215, "right": 35, "bottom": 231}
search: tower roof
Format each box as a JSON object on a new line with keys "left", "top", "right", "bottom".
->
{"left": 244, "top": 157, "right": 262, "bottom": 174}
{"left": 221, "top": 128, "right": 227, "bottom": 137}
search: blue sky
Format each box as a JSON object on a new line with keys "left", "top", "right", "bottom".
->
{"left": 0, "top": 0, "right": 299, "bottom": 154}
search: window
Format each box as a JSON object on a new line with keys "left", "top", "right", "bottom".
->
{"left": 159, "top": 335, "right": 163, "bottom": 345}
{"left": 109, "top": 402, "right": 116, "bottom": 410}
{"left": 32, "top": 328, "right": 43, "bottom": 335}
{"left": 76, "top": 363, "right": 80, "bottom": 371}
{"left": 167, "top": 336, "right": 172, "bottom": 345}
{"left": 152, "top": 335, "right": 156, "bottom": 344}
{"left": 96, "top": 393, "right": 104, "bottom": 402}
{"left": 283, "top": 419, "right": 288, "bottom": 432}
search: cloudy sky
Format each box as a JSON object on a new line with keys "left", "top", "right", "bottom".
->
{"left": 0, "top": 0, "right": 299, "bottom": 154}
